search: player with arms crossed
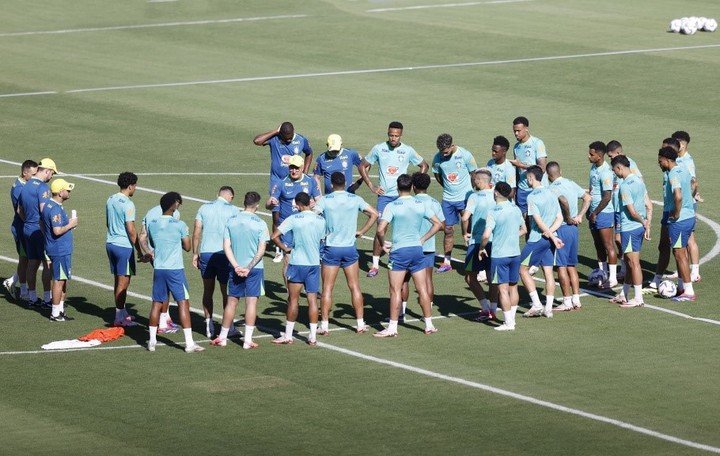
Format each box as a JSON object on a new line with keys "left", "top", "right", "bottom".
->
{"left": 586, "top": 141, "right": 618, "bottom": 288}
{"left": 4, "top": 160, "right": 37, "bottom": 301}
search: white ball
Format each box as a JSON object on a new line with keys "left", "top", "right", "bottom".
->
{"left": 704, "top": 18, "right": 717, "bottom": 32}
{"left": 682, "top": 23, "right": 698, "bottom": 35}
{"left": 588, "top": 268, "right": 607, "bottom": 287}
{"left": 658, "top": 280, "right": 677, "bottom": 298}
{"left": 670, "top": 19, "right": 682, "bottom": 33}
{"left": 697, "top": 17, "right": 708, "bottom": 29}
{"left": 688, "top": 16, "right": 699, "bottom": 27}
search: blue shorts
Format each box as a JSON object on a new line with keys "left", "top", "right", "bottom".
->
{"left": 106, "top": 243, "right": 136, "bottom": 276}
{"left": 279, "top": 230, "right": 294, "bottom": 250}
{"left": 589, "top": 211, "right": 614, "bottom": 231}
{"left": 377, "top": 195, "right": 399, "bottom": 220}
{"left": 515, "top": 188, "right": 531, "bottom": 214}
{"left": 388, "top": 246, "right": 426, "bottom": 274}
{"left": 321, "top": 245, "right": 359, "bottom": 268}
{"left": 465, "top": 243, "right": 491, "bottom": 273}
{"left": 199, "top": 251, "right": 231, "bottom": 283}
{"left": 11, "top": 223, "right": 26, "bottom": 257}
{"left": 227, "top": 268, "right": 264, "bottom": 298}
{"left": 521, "top": 237, "right": 555, "bottom": 267}
{"left": 661, "top": 211, "right": 670, "bottom": 226}
{"left": 614, "top": 212, "right": 622, "bottom": 231}
{"left": 669, "top": 218, "right": 695, "bottom": 249}
{"left": 23, "top": 227, "right": 45, "bottom": 261}
{"left": 421, "top": 251, "right": 435, "bottom": 269}
{"left": 152, "top": 269, "right": 190, "bottom": 302}
{"left": 490, "top": 256, "right": 520, "bottom": 284}
{"left": 441, "top": 199, "right": 466, "bottom": 227}
{"left": 286, "top": 264, "right": 320, "bottom": 293}
{"left": 49, "top": 254, "right": 72, "bottom": 281}
{"left": 555, "top": 225, "right": 578, "bottom": 267}
{"left": 620, "top": 227, "right": 644, "bottom": 254}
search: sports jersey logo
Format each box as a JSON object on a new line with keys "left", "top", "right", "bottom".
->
{"left": 52, "top": 214, "right": 61, "bottom": 223}
{"left": 525, "top": 150, "right": 531, "bottom": 157}
{"left": 455, "top": 161, "right": 463, "bottom": 169}
{"left": 281, "top": 155, "right": 291, "bottom": 164}
{"left": 341, "top": 160, "right": 348, "bottom": 169}
{"left": 42, "top": 190, "right": 50, "bottom": 199}
{"left": 447, "top": 173, "right": 459, "bottom": 183}
{"left": 294, "top": 146, "right": 299, "bottom": 154}
{"left": 387, "top": 166, "right": 399, "bottom": 175}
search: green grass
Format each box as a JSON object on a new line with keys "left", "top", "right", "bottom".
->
{"left": 1, "top": 1, "right": 719, "bottom": 454}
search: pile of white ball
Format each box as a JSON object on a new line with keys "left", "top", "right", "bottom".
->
{"left": 669, "top": 17, "right": 717, "bottom": 35}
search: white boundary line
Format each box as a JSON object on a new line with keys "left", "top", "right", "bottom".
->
{"left": 367, "top": 0, "right": 531, "bottom": 13}
{"left": 0, "top": 14, "right": 309, "bottom": 38}
{"left": 1, "top": 43, "right": 719, "bottom": 98}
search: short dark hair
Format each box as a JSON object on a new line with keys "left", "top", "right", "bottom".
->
{"left": 589, "top": 141, "right": 607, "bottom": 154}
{"left": 526, "top": 165, "right": 543, "bottom": 182}
{"left": 606, "top": 140, "right": 622, "bottom": 153}
{"left": 436, "top": 133, "right": 453, "bottom": 151}
{"left": 658, "top": 147, "right": 678, "bottom": 161}
{"left": 279, "top": 122, "right": 294, "bottom": 137}
{"left": 160, "top": 191, "right": 182, "bottom": 212}
{"left": 117, "top": 171, "right": 138, "bottom": 189}
{"left": 512, "top": 116, "right": 529, "bottom": 127}
{"left": 496, "top": 182, "right": 512, "bottom": 198}
{"left": 330, "top": 171, "right": 346, "bottom": 187}
{"left": 610, "top": 155, "right": 630, "bottom": 168}
{"left": 388, "top": 121, "right": 404, "bottom": 130}
{"left": 294, "top": 192, "right": 311, "bottom": 207}
{"left": 671, "top": 130, "right": 690, "bottom": 144}
{"left": 219, "top": 185, "right": 234, "bottom": 196}
{"left": 396, "top": 174, "right": 412, "bottom": 191}
{"left": 243, "top": 191, "right": 261, "bottom": 207}
{"left": 412, "top": 172, "right": 431, "bottom": 190}
{"left": 662, "top": 137, "right": 680, "bottom": 151}
{"left": 546, "top": 161, "right": 560, "bottom": 173}
{"left": 493, "top": 135, "right": 510, "bottom": 150}
{"left": 21, "top": 160, "right": 38, "bottom": 172}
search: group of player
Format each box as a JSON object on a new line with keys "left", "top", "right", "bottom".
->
{"left": 3, "top": 117, "right": 702, "bottom": 349}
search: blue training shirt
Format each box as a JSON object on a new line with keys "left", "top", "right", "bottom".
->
{"left": 365, "top": 142, "right": 423, "bottom": 197}
{"left": 266, "top": 133, "right": 313, "bottom": 184}
{"left": 589, "top": 161, "right": 614, "bottom": 214}
{"left": 106, "top": 192, "right": 136, "bottom": 248}
{"left": 415, "top": 193, "right": 445, "bottom": 253}
{"left": 225, "top": 211, "right": 270, "bottom": 270}
{"left": 486, "top": 201, "right": 524, "bottom": 258}
{"left": 19, "top": 177, "right": 51, "bottom": 229}
{"left": 487, "top": 159, "right": 517, "bottom": 188}
{"left": 314, "top": 191, "right": 370, "bottom": 248}
{"left": 41, "top": 200, "right": 73, "bottom": 256}
{"left": 147, "top": 216, "right": 189, "bottom": 270}
{"left": 278, "top": 210, "right": 326, "bottom": 266}
{"left": 513, "top": 136, "right": 547, "bottom": 191}
{"left": 380, "top": 195, "right": 435, "bottom": 251}
{"left": 431, "top": 146, "right": 478, "bottom": 202}
{"left": 527, "top": 186, "right": 561, "bottom": 243}
{"left": 619, "top": 174, "right": 648, "bottom": 232}
{"left": 549, "top": 177, "right": 586, "bottom": 225}
{"left": 195, "top": 197, "right": 240, "bottom": 253}
{"left": 465, "top": 189, "right": 496, "bottom": 245}
{"left": 313, "top": 148, "right": 362, "bottom": 194}
{"left": 270, "top": 174, "right": 321, "bottom": 224}
{"left": 665, "top": 165, "right": 695, "bottom": 222}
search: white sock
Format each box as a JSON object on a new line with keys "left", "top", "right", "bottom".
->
{"left": 275, "top": 246, "right": 281, "bottom": 254}
{"left": 691, "top": 264, "right": 699, "bottom": 276}
{"left": 652, "top": 274, "right": 662, "bottom": 285}
{"left": 309, "top": 323, "right": 317, "bottom": 340}
{"left": 609, "top": 264, "right": 617, "bottom": 282}
{"left": 622, "top": 283, "right": 631, "bottom": 297}
{"left": 507, "top": 305, "right": 518, "bottom": 327}
{"left": 480, "top": 299, "right": 490, "bottom": 312}
{"left": 29, "top": 289, "right": 37, "bottom": 302}
{"left": 43, "top": 290, "right": 51, "bottom": 302}
{"left": 244, "top": 325, "right": 255, "bottom": 344}
{"left": 183, "top": 328, "right": 195, "bottom": 346}
{"left": 59, "top": 300, "right": 64, "bottom": 313}
{"left": 598, "top": 261, "right": 606, "bottom": 272}
{"left": 424, "top": 317, "right": 434, "bottom": 330}
{"left": 563, "top": 296, "right": 572, "bottom": 307}
{"left": 444, "top": 255, "right": 451, "bottom": 264}
{"left": 490, "top": 302, "right": 498, "bottom": 313}
{"left": 683, "top": 283, "right": 694, "bottom": 295}
{"left": 149, "top": 326, "right": 158, "bottom": 345}
{"left": 633, "top": 285, "right": 643, "bottom": 301}
{"left": 572, "top": 294, "right": 581, "bottom": 305}
{"left": 51, "top": 304, "right": 61, "bottom": 317}
{"left": 387, "top": 320, "right": 398, "bottom": 333}
{"left": 219, "top": 326, "right": 230, "bottom": 340}
{"left": 356, "top": 318, "right": 365, "bottom": 329}
{"left": 159, "top": 312, "right": 169, "bottom": 328}
{"left": 529, "top": 291, "right": 542, "bottom": 308}
{"left": 372, "top": 256, "right": 380, "bottom": 268}
{"left": 545, "top": 295, "right": 554, "bottom": 312}
{"left": 401, "top": 301, "right": 407, "bottom": 315}
{"left": 320, "top": 320, "right": 329, "bottom": 332}
{"left": 20, "top": 283, "right": 28, "bottom": 296}
{"left": 285, "top": 321, "right": 295, "bottom": 339}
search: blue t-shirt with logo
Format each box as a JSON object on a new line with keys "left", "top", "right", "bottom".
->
{"left": 313, "top": 148, "right": 362, "bottom": 194}
{"left": 549, "top": 177, "right": 586, "bottom": 225}
{"left": 41, "top": 200, "right": 73, "bottom": 256}
{"left": 314, "top": 191, "right": 370, "bottom": 248}
{"left": 225, "top": 211, "right": 270, "bottom": 270}
{"left": 380, "top": 195, "right": 435, "bottom": 251}
{"left": 486, "top": 201, "right": 524, "bottom": 258}
{"left": 487, "top": 159, "right": 517, "bottom": 188}
{"left": 148, "top": 216, "right": 190, "bottom": 270}
{"left": 665, "top": 165, "right": 695, "bottom": 222}
{"left": 19, "top": 177, "right": 51, "bottom": 229}
{"left": 619, "top": 174, "right": 648, "bottom": 232}
{"left": 195, "top": 197, "right": 240, "bottom": 253}
{"left": 527, "top": 186, "right": 561, "bottom": 243}
{"left": 589, "top": 161, "right": 614, "bottom": 214}
{"left": 513, "top": 136, "right": 547, "bottom": 191}
{"left": 432, "top": 147, "right": 478, "bottom": 202}
{"left": 270, "top": 174, "right": 321, "bottom": 224}
{"left": 465, "top": 189, "right": 496, "bottom": 245}
{"left": 266, "top": 133, "right": 313, "bottom": 183}
{"left": 278, "top": 211, "right": 326, "bottom": 266}
{"left": 415, "top": 193, "right": 445, "bottom": 252}
{"left": 365, "top": 142, "right": 423, "bottom": 197}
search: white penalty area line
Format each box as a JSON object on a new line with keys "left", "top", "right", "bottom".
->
{"left": 0, "top": 14, "right": 309, "bottom": 38}
{"left": 367, "top": 0, "right": 531, "bottom": 13}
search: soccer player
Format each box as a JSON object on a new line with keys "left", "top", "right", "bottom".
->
{"left": 271, "top": 192, "right": 326, "bottom": 345}
{"left": 213, "top": 192, "right": 269, "bottom": 349}
{"left": 192, "top": 186, "right": 240, "bottom": 338}
{"left": 487, "top": 135, "right": 517, "bottom": 198}
{"left": 41, "top": 179, "right": 77, "bottom": 322}
{"left": 315, "top": 172, "right": 378, "bottom": 334}
{"left": 359, "top": 121, "right": 429, "bottom": 277}
{"left": 17, "top": 158, "right": 57, "bottom": 307}
{"left": 509, "top": 117, "right": 547, "bottom": 219}
{"left": 253, "top": 122, "right": 313, "bottom": 263}
{"left": 106, "top": 172, "right": 140, "bottom": 327}
{"left": 672, "top": 131, "right": 701, "bottom": 282}
{"left": 431, "top": 133, "right": 478, "bottom": 273}
{"left": 313, "top": 134, "right": 364, "bottom": 194}
{"left": 586, "top": 141, "right": 618, "bottom": 288}
{"left": 479, "top": 182, "right": 526, "bottom": 331}
{"left": 461, "top": 169, "right": 497, "bottom": 320}
{"left": 657, "top": 147, "right": 697, "bottom": 302}
{"left": 610, "top": 156, "right": 649, "bottom": 308}
{"left": 266, "top": 155, "right": 321, "bottom": 273}
{"left": 4, "top": 160, "right": 38, "bottom": 301}
{"left": 519, "top": 166, "right": 564, "bottom": 318}
{"left": 374, "top": 174, "right": 442, "bottom": 338}
{"left": 547, "top": 162, "right": 591, "bottom": 311}
{"left": 145, "top": 192, "right": 204, "bottom": 353}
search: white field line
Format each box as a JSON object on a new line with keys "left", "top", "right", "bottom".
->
{"left": 316, "top": 340, "right": 720, "bottom": 454}
{"left": 2, "top": 43, "right": 718, "bottom": 98}
{"left": 0, "top": 91, "right": 58, "bottom": 98}
{"left": 0, "top": 14, "right": 309, "bottom": 38}
{"left": 0, "top": 158, "right": 718, "bottom": 325}
{"left": 367, "top": 0, "right": 531, "bottom": 13}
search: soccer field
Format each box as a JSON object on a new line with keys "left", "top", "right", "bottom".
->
{"left": 1, "top": 1, "right": 719, "bottom": 454}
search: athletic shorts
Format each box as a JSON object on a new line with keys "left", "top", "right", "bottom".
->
{"left": 388, "top": 246, "right": 425, "bottom": 274}
{"left": 106, "top": 243, "right": 136, "bottom": 276}
{"left": 420, "top": 251, "right": 435, "bottom": 269}
{"left": 441, "top": 199, "right": 466, "bottom": 227}
{"left": 669, "top": 218, "right": 695, "bottom": 249}
{"left": 520, "top": 237, "right": 555, "bottom": 267}
{"left": 11, "top": 223, "right": 26, "bottom": 257}
{"left": 589, "top": 211, "right": 614, "bottom": 231}
{"left": 515, "top": 188, "right": 531, "bottom": 214}
{"left": 377, "top": 195, "right": 399, "bottom": 220}
{"left": 227, "top": 268, "right": 264, "bottom": 298}
{"left": 199, "top": 251, "right": 231, "bottom": 283}
{"left": 614, "top": 212, "right": 622, "bottom": 231}
{"left": 555, "top": 225, "right": 578, "bottom": 267}
{"left": 152, "top": 269, "right": 189, "bottom": 302}
{"left": 620, "top": 227, "right": 644, "bottom": 254}
{"left": 465, "top": 243, "right": 491, "bottom": 273}
{"left": 279, "top": 230, "right": 294, "bottom": 250}
{"left": 490, "top": 255, "right": 520, "bottom": 284}
{"left": 321, "top": 245, "right": 359, "bottom": 268}
{"left": 23, "top": 227, "right": 45, "bottom": 261}
{"left": 661, "top": 211, "right": 670, "bottom": 226}
{"left": 286, "top": 264, "right": 320, "bottom": 293}
{"left": 50, "top": 254, "right": 72, "bottom": 281}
